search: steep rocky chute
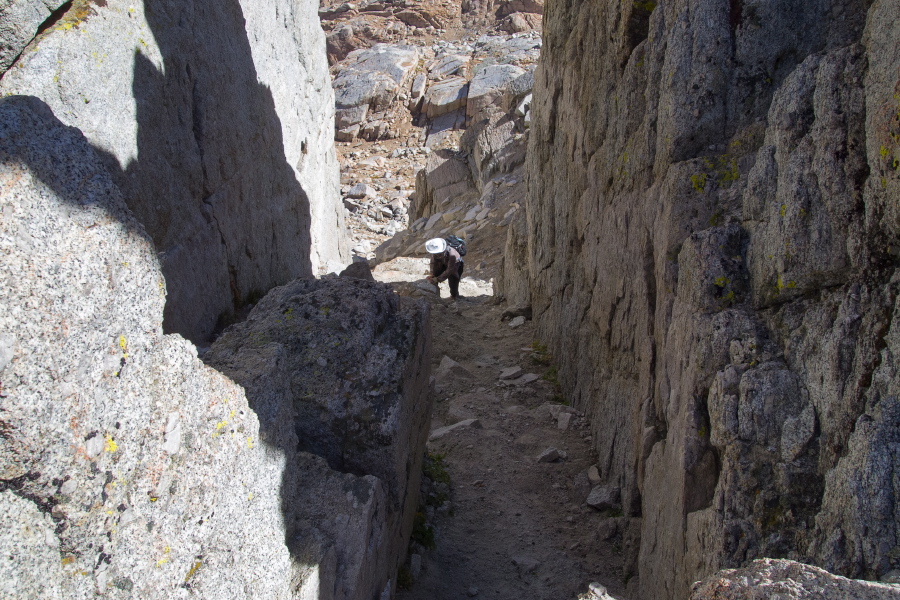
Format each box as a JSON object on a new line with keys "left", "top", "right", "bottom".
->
{"left": 511, "top": 0, "right": 900, "bottom": 597}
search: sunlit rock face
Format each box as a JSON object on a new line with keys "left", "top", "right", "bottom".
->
{"left": 0, "top": 94, "right": 296, "bottom": 600}
{"left": 0, "top": 0, "right": 349, "bottom": 343}
{"left": 520, "top": 0, "right": 900, "bottom": 597}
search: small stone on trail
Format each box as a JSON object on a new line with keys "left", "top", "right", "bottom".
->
{"left": 501, "top": 305, "right": 532, "bottom": 320}
{"left": 347, "top": 182, "right": 376, "bottom": 199}
{"left": 589, "top": 581, "right": 616, "bottom": 599}
{"left": 511, "top": 556, "right": 540, "bottom": 573}
{"left": 508, "top": 315, "right": 526, "bottom": 328}
{"left": 557, "top": 412, "right": 573, "bottom": 431}
{"left": 586, "top": 485, "right": 621, "bottom": 511}
{"left": 508, "top": 373, "right": 539, "bottom": 386}
{"left": 435, "top": 355, "right": 472, "bottom": 384}
{"left": 467, "top": 586, "right": 479, "bottom": 597}
{"left": 546, "top": 403, "right": 575, "bottom": 420}
{"left": 499, "top": 365, "right": 523, "bottom": 380}
{"left": 429, "top": 418, "right": 482, "bottom": 441}
{"left": 588, "top": 465, "right": 602, "bottom": 485}
{"left": 537, "top": 447, "right": 563, "bottom": 463}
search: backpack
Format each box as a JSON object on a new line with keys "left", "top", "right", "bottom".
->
{"left": 445, "top": 235, "right": 467, "bottom": 257}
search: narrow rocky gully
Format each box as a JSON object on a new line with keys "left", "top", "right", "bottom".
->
{"left": 341, "top": 139, "right": 630, "bottom": 598}
{"left": 319, "top": 0, "right": 632, "bottom": 596}
{"left": 389, "top": 279, "right": 629, "bottom": 600}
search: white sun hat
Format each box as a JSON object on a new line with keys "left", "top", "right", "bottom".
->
{"left": 425, "top": 238, "right": 447, "bottom": 254}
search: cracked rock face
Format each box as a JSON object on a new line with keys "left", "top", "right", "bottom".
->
{"left": 205, "top": 276, "right": 433, "bottom": 600}
{"left": 0, "top": 0, "right": 67, "bottom": 72}
{"left": 0, "top": 0, "right": 349, "bottom": 343}
{"left": 690, "top": 559, "right": 900, "bottom": 600}
{"left": 0, "top": 94, "right": 296, "bottom": 600}
{"left": 519, "top": 0, "right": 900, "bottom": 597}
{"left": 1, "top": 95, "right": 433, "bottom": 600}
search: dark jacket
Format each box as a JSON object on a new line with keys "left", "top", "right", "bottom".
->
{"left": 430, "top": 247, "right": 462, "bottom": 282}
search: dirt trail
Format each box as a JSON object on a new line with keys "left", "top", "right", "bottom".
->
{"left": 373, "top": 262, "right": 627, "bottom": 600}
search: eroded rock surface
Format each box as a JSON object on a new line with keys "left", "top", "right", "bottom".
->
{"left": 0, "top": 0, "right": 66, "bottom": 72}
{"left": 516, "top": 0, "right": 900, "bottom": 597}
{"left": 205, "top": 277, "right": 433, "bottom": 600}
{"left": 690, "top": 559, "right": 900, "bottom": 600}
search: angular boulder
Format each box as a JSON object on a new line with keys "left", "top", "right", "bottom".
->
{"left": 423, "top": 76, "right": 470, "bottom": 118}
{"left": 205, "top": 277, "right": 433, "bottom": 596}
{"left": 413, "top": 149, "right": 479, "bottom": 221}
{"left": 333, "top": 44, "right": 420, "bottom": 110}
{"left": 466, "top": 64, "right": 526, "bottom": 122}
{"left": 427, "top": 54, "right": 471, "bottom": 80}
{"left": 494, "top": 0, "right": 544, "bottom": 18}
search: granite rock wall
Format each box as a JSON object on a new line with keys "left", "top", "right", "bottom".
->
{"left": 0, "top": 94, "right": 432, "bottom": 599}
{"left": 0, "top": 94, "right": 299, "bottom": 600}
{"left": 518, "top": 0, "right": 900, "bottom": 597}
{"left": 0, "top": 0, "right": 349, "bottom": 343}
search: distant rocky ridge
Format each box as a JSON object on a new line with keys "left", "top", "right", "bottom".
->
{"left": 0, "top": 0, "right": 349, "bottom": 343}
{"left": 330, "top": 32, "right": 539, "bottom": 146}
{"left": 508, "top": 0, "right": 900, "bottom": 597}
{"left": 318, "top": 0, "right": 544, "bottom": 66}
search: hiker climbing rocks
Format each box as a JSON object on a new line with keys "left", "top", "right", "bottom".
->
{"left": 425, "top": 236, "right": 466, "bottom": 299}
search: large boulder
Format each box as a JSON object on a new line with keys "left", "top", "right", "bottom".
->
{"left": 461, "top": 108, "right": 528, "bottom": 187}
{"left": 413, "top": 149, "right": 479, "bottom": 221}
{"left": 427, "top": 53, "right": 471, "bottom": 81}
{"left": 332, "top": 44, "right": 420, "bottom": 110}
{"left": 498, "top": 12, "right": 543, "bottom": 33}
{"left": 0, "top": 0, "right": 348, "bottom": 343}
{"left": 422, "top": 76, "right": 470, "bottom": 119}
{"left": 0, "top": 94, "right": 299, "bottom": 600}
{"left": 495, "top": 0, "right": 544, "bottom": 18}
{"left": 466, "top": 64, "right": 526, "bottom": 122}
{"left": 472, "top": 34, "right": 542, "bottom": 66}
{"left": 205, "top": 277, "right": 433, "bottom": 598}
